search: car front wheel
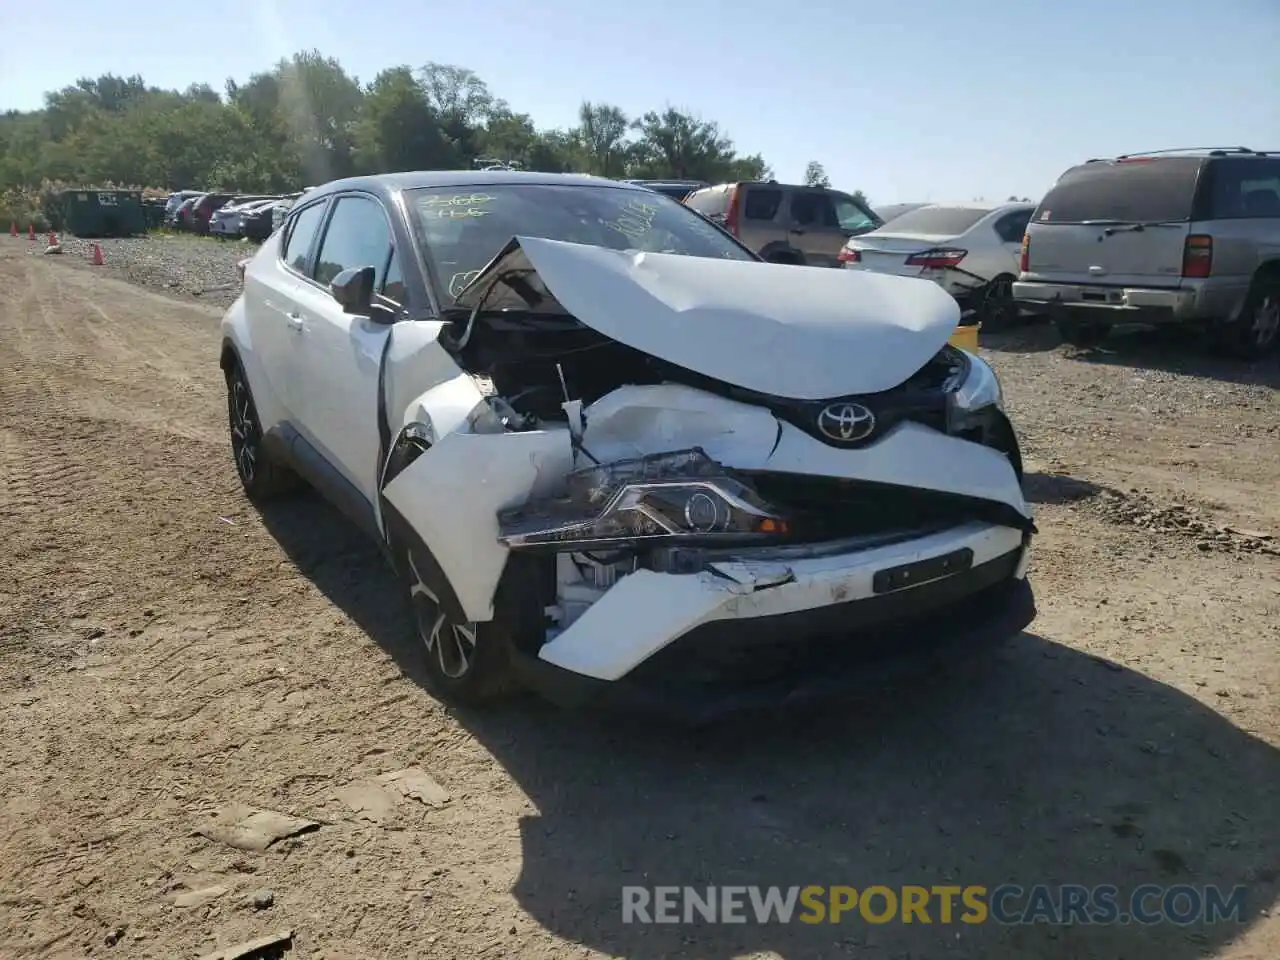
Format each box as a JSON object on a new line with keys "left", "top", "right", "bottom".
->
{"left": 397, "top": 538, "right": 520, "bottom": 705}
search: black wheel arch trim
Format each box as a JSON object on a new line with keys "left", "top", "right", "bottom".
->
{"left": 219, "top": 337, "right": 241, "bottom": 373}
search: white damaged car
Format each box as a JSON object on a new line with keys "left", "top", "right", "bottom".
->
{"left": 219, "top": 171, "right": 1036, "bottom": 721}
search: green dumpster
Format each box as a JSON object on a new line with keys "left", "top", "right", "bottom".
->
{"left": 59, "top": 190, "right": 147, "bottom": 238}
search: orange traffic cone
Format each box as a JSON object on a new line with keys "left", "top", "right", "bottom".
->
{"left": 91, "top": 243, "right": 105, "bottom": 266}
{"left": 27, "top": 224, "right": 36, "bottom": 241}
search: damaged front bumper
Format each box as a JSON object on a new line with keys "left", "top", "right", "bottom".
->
{"left": 508, "top": 520, "right": 1035, "bottom": 723}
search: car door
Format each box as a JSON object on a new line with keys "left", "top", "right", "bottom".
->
{"left": 248, "top": 197, "right": 329, "bottom": 427}
{"left": 787, "top": 191, "right": 850, "bottom": 267}
{"left": 287, "top": 192, "right": 404, "bottom": 506}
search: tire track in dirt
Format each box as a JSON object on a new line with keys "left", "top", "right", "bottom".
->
{"left": 0, "top": 246, "right": 222, "bottom": 443}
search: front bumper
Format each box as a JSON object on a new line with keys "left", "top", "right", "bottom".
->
{"left": 510, "top": 523, "right": 1034, "bottom": 723}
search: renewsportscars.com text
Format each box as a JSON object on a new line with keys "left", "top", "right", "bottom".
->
{"left": 622, "top": 884, "right": 1248, "bottom": 926}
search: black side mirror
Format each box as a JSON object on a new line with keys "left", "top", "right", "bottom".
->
{"left": 330, "top": 265, "right": 377, "bottom": 316}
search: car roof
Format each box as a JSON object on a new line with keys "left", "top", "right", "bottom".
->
{"left": 304, "top": 170, "right": 645, "bottom": 202}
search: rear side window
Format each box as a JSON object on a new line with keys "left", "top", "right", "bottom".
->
{"left": 1035, "top": 158, "right": 1202, "bottom": 224}
{"left": 1206, "top": 158, "right": 1280, "bottom": 219}
{"left": 994, "top": 209, "right": 1032, "bottom": 242}
{"left": 684, "top": 187, "right": 728, "bottom": 217}
{"left": 743, "top": 187, "right": 782, "bottom": 221}
{"left": 282, "top": 201, "right": 328, "bottom": 274}
{"left": 312, "top": 195, "right": 394, "bottom": 289}
{"left": 883, "top": 206, "right": 992, "bottom": 235}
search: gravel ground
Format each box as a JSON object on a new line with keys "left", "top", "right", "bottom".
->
{"left": 38, "top": 231, "right": 256, "bottom": 308}
{"left": 1, "top": 236, "right": 1278, "bottom": 960}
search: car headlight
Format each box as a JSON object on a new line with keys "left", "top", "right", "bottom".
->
{"left": 945, "top": 350, "right": 1002, "bottom": 431}
{"left": 498, "top": 448, "right": 791, "bottom": 550}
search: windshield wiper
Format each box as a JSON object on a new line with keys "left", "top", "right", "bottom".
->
{"left": 1091, "top": 220, "right": 1185, "bottom": 236}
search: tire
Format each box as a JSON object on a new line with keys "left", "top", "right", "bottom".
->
{"left": 976, "top": 275, "right": 1019, "bottom": 330}
{"left": 1217, "top": 282, "right": 1280, "bottom": 360}
{"left": 766, "top": 253, "right": 801, "bottom": 265}
{"left": 1054, "top": 315, "right": 1109, "bottom": 348}
{"left": 395, "top": 534, "right": 521, "bottom": 705}
{"left": 226, "top": 363, "right": 298, "bottom": 501}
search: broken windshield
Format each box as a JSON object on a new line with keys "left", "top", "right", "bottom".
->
{"left": 407, "top": 183, "right": 757, "bottom": 300}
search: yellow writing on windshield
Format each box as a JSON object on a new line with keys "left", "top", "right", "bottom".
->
{"left": 448, "top": 270, "right": 483, "bottom": 298}
{"left": 422, "top": 193, "right": 497, "bottom": 207}
{"left": 605, "top": 198, "right": 661, "bottom": 244}
{"left": 427, "top": 207, "right": 491, "bottom": 219}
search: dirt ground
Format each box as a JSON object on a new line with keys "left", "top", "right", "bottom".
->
{"left": 1, "top": 237, "right": 1277, "bottom": 960}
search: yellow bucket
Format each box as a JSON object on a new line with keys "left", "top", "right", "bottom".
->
{"left": 949, "top": 323, "right": 981, "bottom": 351}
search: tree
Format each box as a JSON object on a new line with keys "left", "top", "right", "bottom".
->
{"left": 355, "top": 67, "right": 454, "bottom": 173}
{"left": 0, "top": 50, "right": 775, "bottom": 230}
{"left": 574, "top": 101, "right": 631, "bottom": 177}
{"left": 1007, "top": 194, "right": 1031, "bottom": 202}
{"left": 803, "top": 160, "right": 830, "bottom": 188}
{"left": 275, "top": 50, "right": 364, "bottom": 183}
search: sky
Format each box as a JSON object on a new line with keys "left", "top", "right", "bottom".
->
{"left": 1, "top": 0, "right": 1277, "bottom": 206}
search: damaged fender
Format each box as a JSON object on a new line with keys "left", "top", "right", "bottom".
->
{"left": 381, "top": 429, "right": 573, "bottom": 622}
{"left": 377, "top": 318, "right": 573, "bottom": 622}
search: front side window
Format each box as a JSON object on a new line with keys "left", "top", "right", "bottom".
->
{"left": 407, "top": 183, "right": 757, "bottom": 302}
{"left": 282, "top": 201, "right": 328, "bottom": 274}
{"left": 830, "top": 194, "right": 879, "bottom": 232}
{"left": 312, "top": 195, "right": 394, "bottom": 289}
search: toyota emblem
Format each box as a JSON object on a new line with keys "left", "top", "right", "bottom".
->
{"left": 816, "top": 402, "right": 876, "bottom": 443}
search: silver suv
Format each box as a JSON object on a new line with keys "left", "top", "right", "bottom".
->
{"left": 684, "top": 181, "right": 883, "bottom": 268}
{"left": 1012, "top": 148, "right": 1280, "bottom": 358}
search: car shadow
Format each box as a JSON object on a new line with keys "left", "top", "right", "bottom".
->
{"left": 257, "top": 492, "right": 1280, "bottom": 960}
{"left": 1022, "top": 470, "right": 1105, "bottom": 505}
{"left": 977, "top": 318, "right": 1063, "bottom": 355}
{"left": 984, "top": 321, "right": 1280, "bottom": 389}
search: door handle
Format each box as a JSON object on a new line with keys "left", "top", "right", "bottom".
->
{"left": 286, "top": 312, "right": 305, "bottom": 331}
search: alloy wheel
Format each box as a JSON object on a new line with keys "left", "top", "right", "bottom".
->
{"left": 981, "top": 277, "right": 1018, "bottom": 328}
{"left": 1250, "top": 294, "right": 1279, "bottom": 349}
{"left": 229, "top": 376, "right": 258, "bottom": 486}
{"left": 406, "top": 550, "right": 477, "bottom": 679}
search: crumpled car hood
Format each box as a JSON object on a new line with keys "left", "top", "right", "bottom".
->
{"left": 452, "top": 236, "right": 961, "bottom": 400}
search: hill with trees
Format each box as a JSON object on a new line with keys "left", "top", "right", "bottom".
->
{"left": 0, "top": 50, "right": 774, "bottom": 228}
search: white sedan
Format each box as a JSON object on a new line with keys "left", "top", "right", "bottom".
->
{"left": 839, "top": 202, "right": 1035, "bottom": 328}
{"left": 218, "top": 172, "right": 1036, "bottom": 722}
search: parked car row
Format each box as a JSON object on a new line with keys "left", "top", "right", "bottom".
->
{"left": 678, "top": 147, "right": 1280, "bottom": 356}
{"left": 164, "top": 189, "right": 306, "bottom": 239}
